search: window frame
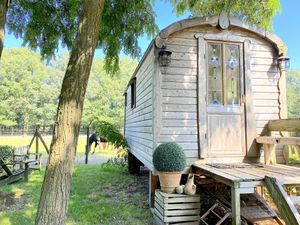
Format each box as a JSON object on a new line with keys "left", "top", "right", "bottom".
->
{"left": 130, "top": 78, "right": 136, "bottom": 109}
{"left": 124, "top": 93, "right": 127, "bottom": 107}
{"left": 206, "top": 41, "right": 243, "bottom": 107}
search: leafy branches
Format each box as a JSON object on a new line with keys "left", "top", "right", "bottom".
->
{"left": 170, "top": 0, "right": 281, "bottom": 30}
{"left": 92, "top": 120, "right": 127, "bottom": 149}
{"left": 6, "top": 0, "right": 157, "bottom": 74}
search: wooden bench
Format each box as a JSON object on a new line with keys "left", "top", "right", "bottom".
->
{"left": 0, "top": 157, "right": 36, "bottom": 185}
{"left": 256, "top": 119, "right": 300, "bottom": 164}
{"left": 13, "top": 145, "right": 42, "bottom": 170}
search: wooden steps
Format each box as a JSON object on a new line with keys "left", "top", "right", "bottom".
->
{"left": 265, "top": 176, "right": 300, "bottom": 225}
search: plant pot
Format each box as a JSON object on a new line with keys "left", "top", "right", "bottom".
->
{"left": 158, "top": 172, "right": 182, "bottom": 193}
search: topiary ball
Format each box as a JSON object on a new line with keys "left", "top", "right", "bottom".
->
{"left": 153, "top": 142, "right": 186, "bottom": 172}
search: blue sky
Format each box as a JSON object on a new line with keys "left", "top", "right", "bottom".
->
{"left": 4, "top": 0, "right": 300, "bottom": 70}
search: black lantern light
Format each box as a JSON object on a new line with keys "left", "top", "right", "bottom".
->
{"left": 158, "top": 46, "right": 172, "bottom": 67}
{"left": 278, "top": 55, "right": 290, "bottom": 71}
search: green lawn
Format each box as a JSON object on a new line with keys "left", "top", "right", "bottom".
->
{"left": 0, "top": 135, "right": 117, "bottom": 157}
{"left": 0, "top": 164, "right": 153, "bottom": 225}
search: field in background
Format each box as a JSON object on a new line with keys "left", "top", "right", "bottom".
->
{"left": 0, "top": 135, "right": 117, "bottom": 157}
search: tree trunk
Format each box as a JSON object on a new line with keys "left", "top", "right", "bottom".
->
{"left": 35, "top": 1, "right": 105, "bottom": 225}
{"left": 0, "top": 0, "right": 8, "bottom": 59}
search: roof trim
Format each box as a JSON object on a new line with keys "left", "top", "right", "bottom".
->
{"left": 155, "top": 15, "right": 286, "bottom": 54}
{"left": 124, "top": 40, "right": 154, "bottom": 93}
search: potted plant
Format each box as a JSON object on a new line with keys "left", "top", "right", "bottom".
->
{"left": 153, "top": 142, "right": 186, "bottom": 193}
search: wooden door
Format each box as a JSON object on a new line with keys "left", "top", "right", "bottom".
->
{"left": 199, "top": 41, "right": 246, "bottom": 157}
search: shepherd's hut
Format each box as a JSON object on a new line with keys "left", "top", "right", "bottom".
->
{"left": 124, "top": 13, "right": 300, "bottom": 225}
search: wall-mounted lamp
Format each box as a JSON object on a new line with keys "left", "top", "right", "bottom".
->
{"left": 158, "top": 46, "right": 172, "bottom": 67}
{"left": 278, "top": 55, "right": 290, "bottom": 71}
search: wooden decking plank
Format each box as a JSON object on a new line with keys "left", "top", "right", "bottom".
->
{"left": 261, "top": 166, "right": 300, "bottom": 177}
{"left": 194, "top": 164, "right": 245, "bottom": 180}
{"left": 272, "top": 164, "right": 300, "bottom": 170}
{"left": 209, "top": 168, "right": 247, "bottom": 181}
{"left": 192, "top": 164, "right": 241, "bottom": 186}
{"left": 225, "top": 168, "right": 263, "bottom": 181}
{"left": 245, "top": 167, "right": 288, "bottom": 181}
{"left": 266, "top": 164, "right": 300, "bottom": 175}
{"left": 246, "top": 168, "right": 300, "bottom": 184}
{"left": 233, "top": 168, "right": 265, "bottom": 180}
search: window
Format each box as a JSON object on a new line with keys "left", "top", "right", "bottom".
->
{"left": 207, "top": 42, "right": 241, "bottom": 106}
{"left": 130, "top": 78, "right": 136, "bottom": 109}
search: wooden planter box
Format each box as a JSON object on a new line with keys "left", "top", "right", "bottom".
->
{"left": 154, "top": 190, "right": 201, "bottom": 225}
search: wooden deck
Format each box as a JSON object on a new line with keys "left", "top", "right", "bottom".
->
{"left": 192, "top": 163, "right": 300, "bottom": 225}
{"left": 192, "top": 163, "right": 300, "bottom": 186}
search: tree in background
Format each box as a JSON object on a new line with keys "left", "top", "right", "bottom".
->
{"left": 0, "top": 48, "right": 48, "bottom": 129}
{"left": 83, "top": 58, "right": 137, "bottom": 127}
{"left": 0, "top": 48, "right": 136, "bottom": 132}
{"left": 0, "top": 0, "right": 8, "bottom": 58}
{"left": 287, "top": 70, "right": 300, "bottom": 118}
{"left": 171, "top": 0, "right": 281, "bottom": 29}
{"left": 1, "top": 1, "right": 157, "bottom": 224}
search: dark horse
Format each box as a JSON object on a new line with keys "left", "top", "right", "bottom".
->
{"left": 88, "top": 133, "right": 108, "bottom": 154}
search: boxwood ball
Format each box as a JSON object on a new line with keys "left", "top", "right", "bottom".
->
{"left": 153, "top": 142, "right": 186, "bottom": 172}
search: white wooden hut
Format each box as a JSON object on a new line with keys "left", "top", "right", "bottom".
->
{"left": 124, "top": 14, "right": 300, "bottom": 225}
{"left": 124, "top": 13, "right": 288, "bottom": 170}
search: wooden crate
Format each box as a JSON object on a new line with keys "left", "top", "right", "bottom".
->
{"left": 154, "top": 190, "right": 200, "bottom": 225}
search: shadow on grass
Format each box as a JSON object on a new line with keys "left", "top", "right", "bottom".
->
{"left": 0, "top": 164, "right": 153, "bottom": 225}
{"left": 0, "top": 169, "right": 45, "bottom": 225}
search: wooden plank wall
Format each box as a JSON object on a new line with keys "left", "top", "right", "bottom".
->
{"left": 125, "top": 47, "right": 155, "bottom": 169}
{"left": 159, "top": 30, "right": 199, "bottom": 165}
{"left": 161, "top": 25, "right": 283, "bottom": 163}
{"left": 249, "top": 41, "right": 284, "bottom": 163}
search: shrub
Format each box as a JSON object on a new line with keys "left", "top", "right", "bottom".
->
{"left": 92, "top": 120, "right": 128, "bottom": 149}
{"left": 153, "top": 142, "right": 186, "bottom": 172}
{"left": 106, "top": 148, "right": 128, "bottom": 167}
{"left": 0, "top": 145, "right": 15, "bottom": 162}
{"left": 92, "top": 120, "right": 128, "bottom": 167}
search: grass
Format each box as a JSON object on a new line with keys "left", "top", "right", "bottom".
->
{"left": 0, "top": 164, "right": 153, "bottom": 225}
{"left": 289, "top": 145, "right": 300, "bottom": 164}
{"left": 0, "top": 135, "right": 117, "bottom": 157}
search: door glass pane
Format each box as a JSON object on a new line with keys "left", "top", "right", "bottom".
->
{"left": 208, "top": 43, "right": 222, "bottom": 105}
{"left": 225, "top": 45, "right": 240, "bottom": 105}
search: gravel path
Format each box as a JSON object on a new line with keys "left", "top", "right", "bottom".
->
{"left": 40, "top": 153, "right": 112, "bottom": 165}
{"left": 74, "top": 154, "right": 111, "bottom": 164}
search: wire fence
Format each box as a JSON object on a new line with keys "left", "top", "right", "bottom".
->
{"left": 0, "top": 126, "right": 89, "bottom": 136}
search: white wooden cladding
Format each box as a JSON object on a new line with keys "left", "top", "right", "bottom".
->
{"left": 161, "top": 25, "right": 281, "bottom": 162}
{"left": 125, "top": 47, "right": 155, "bottom": 168}
{"left": 125, "top": 23, "right": 284, "bottom": 168}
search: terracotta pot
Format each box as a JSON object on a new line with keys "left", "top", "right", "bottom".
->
{"left": 184, "top": 173, "right": 196, "bottom": 195}
{"left": 158, "top": 172, "right": 182, "bottom": 193}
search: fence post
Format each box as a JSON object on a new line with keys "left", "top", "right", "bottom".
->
{"left": 35, "top": 127, "right": 39, "bottom": 161}
{"left": 85, "top": 126, "right": 90, "bottom": 164}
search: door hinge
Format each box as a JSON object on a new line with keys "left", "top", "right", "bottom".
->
{"left": 241, "top": 94, "right": 246, "bottom": 104}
